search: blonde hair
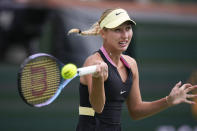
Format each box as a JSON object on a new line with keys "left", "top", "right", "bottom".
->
{"left": 67, "top": 8, "right": 114, "bottom": 36}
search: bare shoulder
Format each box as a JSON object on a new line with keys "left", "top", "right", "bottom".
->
{"left": 122, "top": 54, "right": 137, "bottom": 68}
{"left": 83, "top": 52, "right": 103, "bottom": 67}
{"left": 122, "top": 54, "right": 138, "bottom": 77}
{"left": 80, "top": 52, "right": 103, "bottom": 85}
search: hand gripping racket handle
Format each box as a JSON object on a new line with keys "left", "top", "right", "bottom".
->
{"left": 77, "top": 65, "right": 97, "bottom": 76}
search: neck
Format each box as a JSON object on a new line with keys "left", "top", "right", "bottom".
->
{"left": 102, "top": 45, "right": 122, "bottom": 66}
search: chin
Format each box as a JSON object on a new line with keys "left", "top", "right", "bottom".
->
{"left": 119, "top": 46, "right": 128, "bottom": 52}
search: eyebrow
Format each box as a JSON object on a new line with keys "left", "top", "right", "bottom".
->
{"left": 113, "top": 24, "right": 131, "bottom": 29}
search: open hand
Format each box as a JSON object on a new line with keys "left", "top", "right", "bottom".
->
{"left": 167, "top": 81, "right": 197, "bottom": 106}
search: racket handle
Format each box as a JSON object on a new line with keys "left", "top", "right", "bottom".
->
{"left": 77, "top": 65, "right": 97, "bottom": 76}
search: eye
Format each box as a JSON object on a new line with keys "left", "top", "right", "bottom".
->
{"left": 126, "top": 26, "right": 132, "bottom": 31}
{"left": 114, "top": 28, "right": 121, "bottom": 32}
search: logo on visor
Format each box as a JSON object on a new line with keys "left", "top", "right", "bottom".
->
{"left": 115, "top": 12, "right": 124, "bottom": 16}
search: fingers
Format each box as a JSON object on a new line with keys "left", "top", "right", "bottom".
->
{"left": 172, "top": 81, "right": 182, "bottom": 91}
{"left": 174, "top": 81, "right": 182, "bottom": 88}
{"left": 169, "top": 81, "right": 197, "bottom": 105}
{"left": 92, "top": 61, "right": 108, "bottom": 78}
{"left": 181, "top": 84, "right": 197, "bottom": 105}
{"left": 186, "top": 94, "right": 197, "bottom": 99}
{"left": 98, "top": 62, "right": 108, "bottom": 74}
{"left": 184, "top": 85, "right": 197, "bottom": 93}
{"left": 179, "top": 83, "right": 192, "bottom": 90}
{"left": 184, "top": 99, "right": 196, "bottom": 105}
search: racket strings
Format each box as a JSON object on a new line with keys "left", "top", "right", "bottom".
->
{"left": 20, "top": 56, "right": 61, "bottom": 105}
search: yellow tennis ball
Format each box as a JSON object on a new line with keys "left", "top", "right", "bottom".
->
{"left": 61, "top": 63, "right": 77, "bottom": 79}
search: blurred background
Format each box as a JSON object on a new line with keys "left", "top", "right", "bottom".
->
{"left": 0, "top": 0, "right": 197, "bottom": 131}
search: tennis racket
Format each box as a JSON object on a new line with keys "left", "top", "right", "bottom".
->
{"left": 17, "top": 53, "right": 96, "bottom": 107}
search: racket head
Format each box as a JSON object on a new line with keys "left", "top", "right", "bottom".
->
{"left": 18, "top": 53, "right": 64, "bottom": 107}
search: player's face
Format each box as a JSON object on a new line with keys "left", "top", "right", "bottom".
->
{"left": 101, "top": 22, "right": 133, "bottom": 53}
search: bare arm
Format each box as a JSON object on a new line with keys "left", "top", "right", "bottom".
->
{"left": 80, "top": 53, "right": 108, "bottom": 113}
{"left": 124, "top": 56, "right": 197, "bottom": 120}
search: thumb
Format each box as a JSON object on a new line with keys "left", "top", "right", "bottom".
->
{"left": 176, "top": 81, "right": 182, "bottom": 86}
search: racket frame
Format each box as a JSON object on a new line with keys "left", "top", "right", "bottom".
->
{"left": 18, "top": 53, "right": 97, "bottom": 107}
{"left": 18, "top": 53, "right": 64, "bottom": 107}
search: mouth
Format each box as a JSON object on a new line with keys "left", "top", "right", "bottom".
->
{"left": 119, "top": 41, "right": 128, "bottom": 47}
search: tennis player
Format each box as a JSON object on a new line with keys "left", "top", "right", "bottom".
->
{"left": 68, "top": 8, "right": 197, "bottom": 131}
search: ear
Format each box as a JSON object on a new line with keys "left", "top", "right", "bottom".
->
{"left": 99, "top": 29, "right": 106, "bottom": 39}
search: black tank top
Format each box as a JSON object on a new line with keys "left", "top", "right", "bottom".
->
{"left": 79, "top": 48, "right": 133, "bottom": 124}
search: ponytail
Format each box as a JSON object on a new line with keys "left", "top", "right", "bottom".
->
{"left": 67, "top": 8, "right": 114, "bottom": 36}
{"left": 68, "top": 22, "right": 101, "bottom": 36}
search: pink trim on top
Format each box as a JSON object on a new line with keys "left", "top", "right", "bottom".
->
{"left": 100, "top": 46, "right": 116, "bottom": 67}
{"left": 100, "top": 46, "right": 130, "bottom": 69}
{"left": 120, "top": 56, "right": 130, "bottom": 69}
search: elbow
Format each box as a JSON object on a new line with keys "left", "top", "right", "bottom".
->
{"left": 94, "top": 106, "right": 104, "bottom": 114}
{"left": 89, "top": 98, "right": 105, "bottom": 114}
{"left": 91, "top": 103, "right": 104, "bottom": 114}
{"left": 128, "top": 107, "right": 144, "bottom": 120}
{"left": 129, "top": 112, "right": 148, "bottom": 121}
{"left": 129, "top": 113, "right": 142, "bottom": 120}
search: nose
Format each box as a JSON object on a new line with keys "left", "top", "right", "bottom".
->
{"left": 121, "top": 30, "right": 129, "bottom": 38}
{"left": 121, "top": 29, "right": 133, "bottom": 40}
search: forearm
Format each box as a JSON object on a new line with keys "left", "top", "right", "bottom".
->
{"left": 129, "top": 97, "right": 169, "bottom": 120}
{"left": 89, "top": 76, "right": 106, "bottom": 113}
